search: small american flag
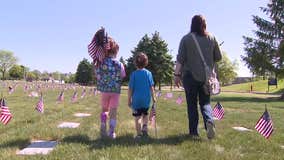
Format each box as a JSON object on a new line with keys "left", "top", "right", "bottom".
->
{"left": 81, "top": 89, "right": 86, "bottom": 99}
{"left": 149, "top": 103, "right": 156, "bottom": 127}
{"left": 71, "top": 91, "right": 78, "bottom": 103}
{"left": 0, "top": 99, "right": 12, "bottom": 125}
{"left": 255, "top": 109, "right": 273, "bottom": 139}
{"left": 57, "top": 91, "right": 64, "bottom": 102}
{"left": 213, "top": 102, "right": 224, "bottom": 120}
{"left": 36, "top": 94, "right": 44, "bottom": 113}
{"left": 88, "top": 28, "right": 109, "bottom": 66}
{"left": 176, "top": 95, "right": 183, "bottom": 105}
{"left": 165, "top": 92, "right": 173, "bottom": 99}
{"left": 156, "top": 91, "right": 162, "bottom": 98}
{"left": 8, "top": 86, "right": 14, "bottom": 94}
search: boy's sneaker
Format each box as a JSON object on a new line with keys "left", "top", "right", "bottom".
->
{"left": 142, "top": 130, "right": 148, "bottom": 137}
{"left": 206, "top": 121, "right": 215, "bottom": 139}
{"left": 142, "top": 124, "right": 148, "bottom": 137}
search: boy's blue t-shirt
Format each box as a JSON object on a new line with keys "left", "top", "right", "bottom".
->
{"left": 129, "top": 68, "right": 154, "bottom": 109}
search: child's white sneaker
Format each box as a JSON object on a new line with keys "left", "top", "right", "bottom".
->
{"left": 109, "top": 132, "right": 116, "bottom": 139}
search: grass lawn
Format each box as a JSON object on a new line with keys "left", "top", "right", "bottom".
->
{"left": 0, "top": 82, "right": 284, "bottom": 160}
{"left": 222, "top": 79, "right": 284, "bottom": 94}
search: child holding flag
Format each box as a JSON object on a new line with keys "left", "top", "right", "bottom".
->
{"left": 128, "top": 53, "right": 156, "bottom": 138}
{"left": 88, "top": 28, "right": 125, "bottom": 139}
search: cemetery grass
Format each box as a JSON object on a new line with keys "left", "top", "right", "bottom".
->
{"left": 221, "top": 79, "right": 284, "bottom": 94}
{"left": 0, "top": 87, "right": 284, "bottom": 160}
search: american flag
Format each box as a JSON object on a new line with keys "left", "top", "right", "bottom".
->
{"left": 166, "top": 92, "right": 173, "bottom": 99}
{"left": 213, "top": 102, "right": 224, "bottom": 120}
{"left": 81, "top": 89, "right": 86, "bottom": 99}
{"left": 156, "top": 91, "right": 162, "bottom": 98}
{"left": 57, "top": 91, "right": 64, "bottom": 102}
{"left": 36, "top": 94, "right": 44, "bottom": 113}
{"left": 0, "top": 99, "right": 12, "bottom": 125}
{"left": 88, "top": 28, "right": 110, "bottom": 66}
{"left": 88, "top": 88, "right": 93, "bottom": 96}
{"left": 71, "top": 91, "right": 78, "bottom": 103}
{"left": 8, "top": 86, "right": 14, "bottom": 94}
{"left": 176, "top": 95, "right": 183, "bottom": 105}
{"left": 255, "top": 109, "right": 273, "bottom": 139}
{"left": 149, "top": 103, "right": 157, "bottom": 127}
{"left": 24, "top": 85, "right": 28, "bottom": 92}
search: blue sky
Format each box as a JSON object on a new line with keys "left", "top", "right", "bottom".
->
{"left": 0, "top": 0, "right": 268, "bottom": 76}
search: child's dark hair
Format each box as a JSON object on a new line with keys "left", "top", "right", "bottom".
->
{"left": 135, "top": 52, "right": 148, "bottom": 69}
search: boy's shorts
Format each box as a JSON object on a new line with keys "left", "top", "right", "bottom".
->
{"left": 132, "top": 108, "right": 149, "bottom": 117}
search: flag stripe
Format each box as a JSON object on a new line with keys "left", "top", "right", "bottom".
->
{"left": 255, "top": 110, "right": 273, "bottom": 139}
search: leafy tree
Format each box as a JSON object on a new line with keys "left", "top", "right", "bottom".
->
{"left": 126, "top": 32, "right": 174, "bottom": 90}
{"left": 0, "top": 50, "right": 17, "bottom": 80}
{"left": 9, "top": 65, "right": 24, "bottom": 79}
{"left": 217, "top": 52, "right": 238, "bottom": 85}
{"left": 26, "top": 72, "right": 36, "bottom": 82}
{"left": 41, "top": 71, "right": 50, "bottom": 81}
{"left": 52, "top": 71, "right": 61, "bottom": 80}
{"left": 242, "top": 0, "right": 284, "bottom": 78}
{"left": 31, "top": 70, "right": 41, "bottom": 81}
{"left": 75, "top": 58, "right": 93, "bottom": 85}
{"left": 20, "top": 65, "right": 29, "bottom": 80}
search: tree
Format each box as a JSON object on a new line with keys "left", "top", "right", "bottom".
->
{"left": 217, "top": 52, "right": 238, "bottom": 85}
{"left": 31, "top": 70, "right": 41, "bottom": 81}
{"left": 75, "top": 58, "right": 93, "bottom": 85}
{"left": 126, "top": 32, "right": 174, "bottom": 90}
{"left": 26, "top": 72, "right": 36, "bottom": 82}
{"left": 9, "top": 65, "right": 24, "bottom": 79}
{"left": 242, "top": 0, "right": 284, "bottom": 78}
{"left": 0, "top": 50, "right": 17, "bottom": 80}
{"left": 51, "top": 71, "right": 61, "bottom": 80}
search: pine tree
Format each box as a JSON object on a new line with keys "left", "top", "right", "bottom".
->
{"left": 126, "top": 32, "right": 174, "bottom": 90}
{"left": 242, "top": 0, "right": 284, "bottom": 78}
{"left": 75, "top": 58, "right": 93, "bottom": 85}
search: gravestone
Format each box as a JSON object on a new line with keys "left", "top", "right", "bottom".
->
{"left": 16, "top": 140, "right": 57, "bottom": 155}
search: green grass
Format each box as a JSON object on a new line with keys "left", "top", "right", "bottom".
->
{"left": 0, "top": 82, "right": 284, "bottom": 160}
{"left": 222, "top": 79, "right": 284, "bottom": 94}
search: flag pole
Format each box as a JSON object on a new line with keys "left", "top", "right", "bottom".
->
{"left": 154, "top": 102, "right": 158, "bottom": 138}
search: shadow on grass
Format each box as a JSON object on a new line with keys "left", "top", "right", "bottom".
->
{"left": 212, "top": 96, "right": 281, "bottom": 103}
{"left": 62, "top": 133, "right": 202, "bottom": 150}
{"left": 0, "top": 138, "right": 30, "bottom": 149}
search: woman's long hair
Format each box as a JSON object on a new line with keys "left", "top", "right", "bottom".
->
{"left": 190, "top": 15, "right": 208, "bottom": 36}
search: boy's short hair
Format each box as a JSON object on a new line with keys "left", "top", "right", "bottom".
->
{"left": 135, "top": 52, "right": 148, "bottom": 68}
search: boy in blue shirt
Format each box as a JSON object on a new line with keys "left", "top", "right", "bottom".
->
{"left": 128, "top": 52, "right": 156, "bottom": 138}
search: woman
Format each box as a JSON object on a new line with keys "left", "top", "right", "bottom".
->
{"left": 174, "top": 15, "right": 222, "bottom": 139}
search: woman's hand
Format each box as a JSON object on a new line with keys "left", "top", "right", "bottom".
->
{"left": 174, "top": 75, "right": 182, "bottom": 88}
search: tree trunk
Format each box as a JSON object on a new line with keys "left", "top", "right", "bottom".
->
{"left": 1, "top": 71, "right": 5, "bottom": 80}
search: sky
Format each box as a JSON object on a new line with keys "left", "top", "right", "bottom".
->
{"left": 0, "top": 0, "right": 269, "bottom": 76}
